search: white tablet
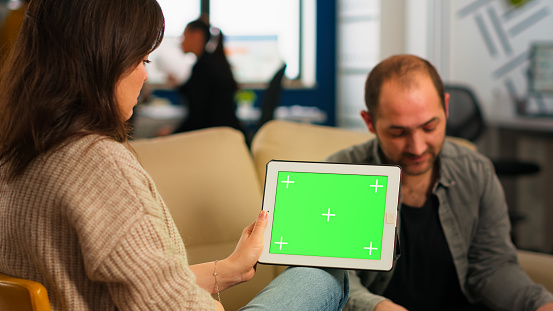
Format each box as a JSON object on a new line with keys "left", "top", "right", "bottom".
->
{"left": 258, "top": 160, "right": 401, "bottom": 271}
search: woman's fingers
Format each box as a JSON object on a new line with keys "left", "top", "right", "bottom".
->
{"left": 251, "top": 210, "right": 268, "bottom": 239}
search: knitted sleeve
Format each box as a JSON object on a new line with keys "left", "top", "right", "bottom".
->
{"left": 61, "top": 137, "right": 216, "bottom": 310}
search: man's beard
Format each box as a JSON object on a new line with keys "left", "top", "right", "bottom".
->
{"left": 377, "top": 140, "right": 442, "bottom": 176}
{"left": 397, "top": 150, "right": 437, "bottom": 176}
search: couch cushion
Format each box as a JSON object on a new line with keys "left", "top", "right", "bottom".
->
{"left": 130, "top": 127, "right": 263, "bottom": 247}
{"left": 250, "top": 120, "right": 374, "bottom": 184}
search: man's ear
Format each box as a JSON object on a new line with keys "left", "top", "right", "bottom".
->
{"left": 360, "top": 110, "right": 376, "bottom": 134}
{"left": 444, "top": 93, "right": 450, "bottom": 118}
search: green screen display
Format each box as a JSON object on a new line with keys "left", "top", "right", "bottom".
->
{"left": 269, "top": 171, "right": 388, "bottom": 260}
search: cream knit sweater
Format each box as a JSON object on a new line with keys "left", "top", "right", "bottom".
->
{"left": 0, "top": 135, "right": 216, "bottom": 310}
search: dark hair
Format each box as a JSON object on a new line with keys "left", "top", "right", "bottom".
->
{"left": 0, "top": 0, "right": 165, "bottom": 181}
{"left": 186, "top": 19, "right": 212, "bottom": 46}
{"left": 365, "top": 54, "right": 445, "bottom": 122}
{"left": 186, "top": 19, "right": 238, "bottom": 91}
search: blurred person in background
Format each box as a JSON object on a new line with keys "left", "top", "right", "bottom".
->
{"left": 169, "top": 18, "right": 242, "bottom": 134}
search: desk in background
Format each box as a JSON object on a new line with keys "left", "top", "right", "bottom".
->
{"left": 485, "top": 116, "right": 553, "bottom": 253}
{"left": 132, "top": 102, "right": 186, "bottom": 139}
{"left": 133, "top": 102, "right": 327, "bottom": 140}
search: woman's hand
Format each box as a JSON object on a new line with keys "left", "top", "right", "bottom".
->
{"left": 224, "top": 210, "right": 268, "bottom": 284}
{"left": 190, "top": 211, "right": 268, "bottom": 294}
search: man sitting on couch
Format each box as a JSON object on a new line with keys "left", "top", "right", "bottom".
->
{"left": 327, "top": 54, "right": 553, "bottom": 311}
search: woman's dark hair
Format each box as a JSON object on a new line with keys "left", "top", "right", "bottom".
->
{"left": 186, "top": 19, "right": 238, "bottom": 91}
{"left": 0, "top": 0, "right": 165, "bottom": 181}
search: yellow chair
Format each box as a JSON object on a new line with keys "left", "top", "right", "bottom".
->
{"left": 0, "top": 272, "right": 51, "bottom": 311}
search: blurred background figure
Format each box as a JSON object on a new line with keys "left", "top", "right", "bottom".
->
{"left": 169, "top": 18, "right": 242, "bottom": 134}
{"left": 0, "top": 0, "right": 29, "bottom": 67}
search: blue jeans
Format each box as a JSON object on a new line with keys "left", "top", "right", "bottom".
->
{"left": 239, "top": 267, "right": 349, "bottom": 311}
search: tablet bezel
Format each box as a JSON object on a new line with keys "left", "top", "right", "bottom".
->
{"left": 259, "top": 160, "right": 401, "bottom": 271}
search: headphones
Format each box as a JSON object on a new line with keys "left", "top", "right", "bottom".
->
{"left": 205, "top": 27, "right": 220, "bottom": 53}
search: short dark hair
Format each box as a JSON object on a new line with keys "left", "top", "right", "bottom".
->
{"left": 0, "top": 0, "right": 165, "bottom": 181}
{"left": 364, "top": 54, "right": 445, "bottom": 121}
{"left": 186, "top": 19, "right": 211, "bottom": 45}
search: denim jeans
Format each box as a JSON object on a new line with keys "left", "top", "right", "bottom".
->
{"left": 239, "top": 267, "right": 349, "bottom": 311}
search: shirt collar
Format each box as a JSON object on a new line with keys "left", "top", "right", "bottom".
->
{"left": 434, "top": 141, "right": 456, "bottom": 189}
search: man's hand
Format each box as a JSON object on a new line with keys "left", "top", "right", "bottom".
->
{"left": 374, "top": 300, "right": 408, "bottom": 311}
{"left": 537, "top": 302, "right": 553, "bottom": 311}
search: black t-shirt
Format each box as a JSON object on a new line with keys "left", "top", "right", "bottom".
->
{"left": 383, "top": 195, "right": 489, "bottom": 311}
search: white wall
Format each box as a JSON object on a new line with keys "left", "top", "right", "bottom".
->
{"left": 402, "top": 0, "right": 553, "bottom": 121}
{"left": 447, "top": 0, "right": 553, "bottom": 120}
{"left": 380, "top": 0, "right": 405, "bottom": 60}
{"left": 336, "top": 0, "right": 382, "bottom": 129}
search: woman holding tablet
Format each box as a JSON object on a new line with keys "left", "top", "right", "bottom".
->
{"left": 0, "top": 0, "right": 347, "bottom": 310}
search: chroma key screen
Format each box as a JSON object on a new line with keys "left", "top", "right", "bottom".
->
{"left": 269, "top": 171, "right": 388, "bottom": 260}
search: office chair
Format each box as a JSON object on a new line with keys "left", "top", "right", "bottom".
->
{"left": 0, "top": 272, "right": 51, "bottom": 311}
{"left": 445, "top": 84, "right": 540, "bottom": 175}
{"left": 445, "top": 84, "right": 540, "bottom": 243}
{"left": 257, "top": 63, "right": 287, "bottom": 130}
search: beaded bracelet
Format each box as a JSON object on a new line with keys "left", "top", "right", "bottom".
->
{"left": 213, "top": 260, "right": 221, "bottom": 303}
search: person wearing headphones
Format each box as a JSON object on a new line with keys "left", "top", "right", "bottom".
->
{"left": 170, "top": 18, "right": 242, "bottom": 133}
